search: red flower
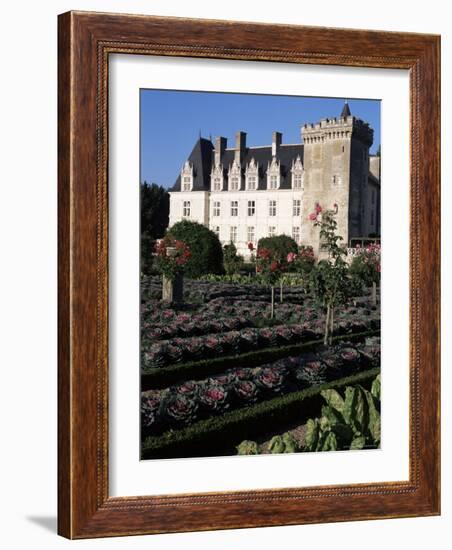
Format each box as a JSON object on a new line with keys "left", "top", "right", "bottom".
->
{"left": 248, "top": 242, "right": 254, "bottom": 251}
{"left": 308, "top": 212, "right": 317, "bottom": 221}
{"left": 315, "top": 203, "right": 322, "bottom": 214}
{"left": 257, "top": 248, "right": 272, "bottom": 260}
{"left": 270, "top": 261, "right": 280, "bottom": 272}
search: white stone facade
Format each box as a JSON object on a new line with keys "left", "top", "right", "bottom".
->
{"left": 169, "top": 187, "right": 311, "bottom": 259}
{"left": 168, "top": 105, "right": 380, "bottom": 260}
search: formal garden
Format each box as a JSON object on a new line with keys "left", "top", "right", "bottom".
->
{"left": 140, "top": 201, "right": 381, "bottom": 459}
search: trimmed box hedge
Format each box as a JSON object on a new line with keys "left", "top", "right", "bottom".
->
{"left": 141, "top": 366, "right": 380, "bottom": 460}
{"left": 141, "top": 329, "right": 380, "bottom": 390}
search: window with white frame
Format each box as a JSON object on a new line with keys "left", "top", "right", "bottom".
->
{"left": 213, "top": 176, "right": 222, "bottom": 191}
{"left": 182, "top": 176, "right": 192, "bottom": 191}
{"left": 247, "top": 200, "right": 255, "bottom": 216}
{"left": 213, "top": 201, "right": 221, "bottom": 216}
{"left": 230, "top": 176, "right": 239, "bottom": 190}
{"left": 268, "top": 226, "right": 276, "bottom": 237}
{"left": 229, "top": 159, "right": 241, "bottom": 191}
{"left": 293, "top": 173, "right": 303, "bottom": 189}
{"left": 212, "top": 226, "right": 220, "bottom": 238}
{"left": 183, "top": 201, "right": 191, "bottom": 217}
{"left": 247, "top": 226, "right": 255, "bottom": 244}
{"left": 231, "top": 201, "right": 238, "bottom": 216}
{"left": 181, "top": 160, "right": 193, "bottom": 191}
{"left": 247, "top": 175, "right": 257, "bottom": 190}
{"left": 230, "top": 226, "right": 237, "bottom": 243}
{"left": 267, "top": 157, "right": 280, "bottom": 189}
{"left": 245, "top": 158, "right": 258, "bottom": 191}
{"left": 269, "top": 200, "right": 277, "bottom": 217}
{"left": 293, "top": 199, "right": 301, "bottom": 217}
{"left": 292, "top": 227, "right": 300, "bottom": 244}
{"left": 291, "top": 154, "right": 304, "bottom": 190}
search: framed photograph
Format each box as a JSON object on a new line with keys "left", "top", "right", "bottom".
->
{"left": 58, "top": 11, "right": 440, "bottom": 538}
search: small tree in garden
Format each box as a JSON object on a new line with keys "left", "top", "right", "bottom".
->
{"left": 223, "top": 242, "right": 244, "bottom": 275}
{"left": 308, "top": 205, "right": 351, "bottom": 345}
{"left": 349, "top": 243, "right": 381, "bottom": 306}
{"left": 255, "top": 247, "right": 286, "bottom": 318}
{"left": 154, "top": 236, "right": 191, "bottom": 302}
{"left": 247, "top": 242, "right": 256, "bottom": 273}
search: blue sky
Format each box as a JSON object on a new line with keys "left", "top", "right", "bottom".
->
{"left": 140, "top": 90, "right": 380, "bottom": 188}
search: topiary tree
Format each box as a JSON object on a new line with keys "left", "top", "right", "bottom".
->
{"left": 257, "top": 235, "right": 298, "bottom": 263}
{"left": 167, "top": 220, "right": 223, "bottom": 278}
{"left": 257, "top": 235, "right": 298, "bottom": 303}
{"left": 255, "top": 247, "right": 287, "bottom": 318}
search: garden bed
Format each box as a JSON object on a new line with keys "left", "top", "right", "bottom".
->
{"left": 141, "top": 329, "right": 380, "bottom": 389}
{"left": 141, "top": 366, "right": 380, "bottom": 459}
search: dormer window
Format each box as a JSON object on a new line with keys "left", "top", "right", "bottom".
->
{"left": 229, "top": 160, "right": 242, "bottom": 191}
{"left": 291, "top": 154, "right": 304, "bottom": 190}
{"left": 267, "top": 157, "right": 281, "bottom": 189}
{"left": 245, "top": 158, "right": 259, "bottom": 190}
{"left": 181, "top": 160, "right": 193, "bottom": 191}
{"left": 211, "top": 164, "right": 224, "bottom": 191}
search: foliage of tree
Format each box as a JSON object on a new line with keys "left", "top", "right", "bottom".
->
{"left": 141, "top": 182, "right": 170, "bottom": 238}
{"left": 223, "top": 243, "right": 244, "bottom": 275}
{"left": 287, "top": 245, "right": 316, "bottom": 275}
{"left": 257, "top": 235, "right": 298, "bottom": 264}
{"left": 167, "top": 220, "right": 224, "bottom": 278}
{"left": 140, "top": 182, "right": 169, "bottom": 275}
{"left": 349, "top": 243, "right": 381, "bottom": 305}
{"left": 255, "top": 247, "right": 287, "bottom": 318}
{"left": 308, "top": 207, "right": 353, "bottom": 345}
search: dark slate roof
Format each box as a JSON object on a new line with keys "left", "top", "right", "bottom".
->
{"left": 341, "top": 101, "right": 351, "bottom": 118}
{"left": 170, "top": 140, "right": 304, "bottom": 191}
{"left": 222, "top": 144, "right": 304, "bottom": 190}
{"left": 368, "top": 171, "right": 380, "bottom": 187}
{"left": 171, "top": 138, "right": 214, "bottom": 191}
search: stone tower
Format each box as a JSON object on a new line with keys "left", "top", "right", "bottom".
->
{"left": 301, "top": 102, "right": 374, "bottom": 254}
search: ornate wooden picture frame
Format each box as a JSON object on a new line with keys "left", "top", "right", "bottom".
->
{"left": 58, "top": 11, "right": 440, "bottom": 539}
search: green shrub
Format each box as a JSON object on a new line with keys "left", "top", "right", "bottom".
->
{"left": 168, "top": 220, "right": 223, "bottom": 278}
{"left": 257, "top": 235, "right": 298, "bottom": 263}
{"left": 223, "top": 242, "right": 244, "bottom": 275}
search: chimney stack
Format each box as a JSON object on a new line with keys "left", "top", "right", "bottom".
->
{"left": 234, "top": 131, "right": 247, "bottom": 164}
{"left": 272, "top": 131, "right": 282, "bottom": 157}
{"left": 214, "top": 136, "right": 227, "bottom": 166}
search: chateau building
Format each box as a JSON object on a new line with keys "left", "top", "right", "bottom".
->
{"left": 169, "top": 103, "right": 380, "bottom": 259}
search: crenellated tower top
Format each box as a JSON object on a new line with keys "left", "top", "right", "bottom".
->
{"left": 301, "top": 102, "right": 373, "bottom": 147}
